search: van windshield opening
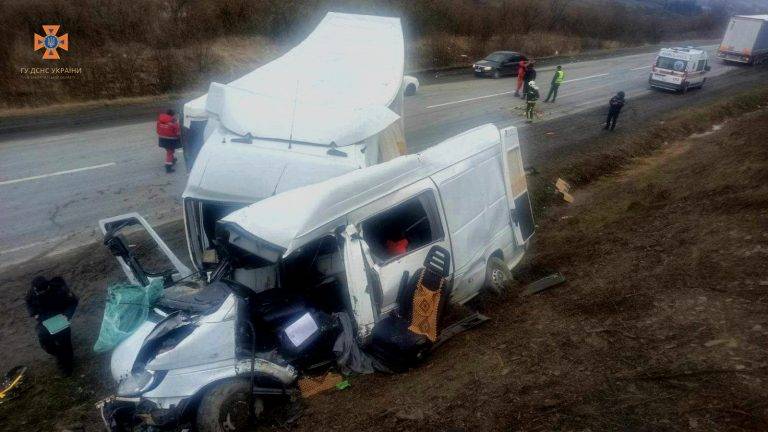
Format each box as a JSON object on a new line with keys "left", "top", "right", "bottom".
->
{"left": 361, "top": 192, "right": 444, "bottom": 262}
{"left": 656, "top": 57, "right": 687, "bottom": 72}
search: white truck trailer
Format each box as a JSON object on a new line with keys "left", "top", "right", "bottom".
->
{"left": 717, "top": 15, "right": 768, "bottom": 65}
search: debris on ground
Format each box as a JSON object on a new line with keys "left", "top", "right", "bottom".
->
{"left": 554, "top": 178, "right": 574, "bottom": 203}
{"left": 299, "top": 372, "right": 344, "bottom": 398}
{"left": 0, "top": 366, "right": 27, "bottom": 403}
{"left": 521, "top": 273, "right": 567, "bottom": 296}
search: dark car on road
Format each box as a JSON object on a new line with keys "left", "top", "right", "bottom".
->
{"left": 473, "top": 51, "right": 528, "bottom": 78}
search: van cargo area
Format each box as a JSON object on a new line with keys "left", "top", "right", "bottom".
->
{"left": 718, "top": 15, "right": 768, "bottom": 64}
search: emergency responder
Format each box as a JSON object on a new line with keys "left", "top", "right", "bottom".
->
{"left": 522, "top": 61, "right": 537, "bottom": 99}
{"left": 544, "top": 65, "right": 565, "bottom": 103}
{"left": 156, "top": 109, "right": 181, "bottom": 173}
{"left": 26, "top": 276, "right": 78, "bottom": 376}
{"left": 514, "top": 60, "right": 528, "bottom": 97}
{"left": 525, "top": 81, "right": 540, "bottom": 123}
{"left": 605, "top": 91, "right": 626, "bottom": 131}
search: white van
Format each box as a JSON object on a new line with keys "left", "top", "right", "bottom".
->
{"left": 180, "top": 13, "right": 408, "bottom": 274}
{"left": 649, "top": 47, "right": 710, "bottom": 93}
{"left": 97, "top": 123, "right": 534, "bottom": 430}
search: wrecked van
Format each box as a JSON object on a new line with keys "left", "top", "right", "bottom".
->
{"left": 180, "top": 13, "right": 408, "bottom": 275}
{"left": 97, "top": 123, "right": 534, "bottom": 431}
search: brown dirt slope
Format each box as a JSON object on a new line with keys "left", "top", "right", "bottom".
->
{"left": 295, "top": 110, "right": 768, "bottom": 431}
{"left": 1, "top": 96, "right": 767, "bottom": 431}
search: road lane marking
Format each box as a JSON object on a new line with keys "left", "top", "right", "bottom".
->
{"left": 426, "top": 91, "right": 517, "bottom": 109}
{"left": 426, "top": 73, "right": 615, "bottom": 109}
{"left": 0, "top": 234, "right": 71, "bottom": 255}
{"left": 0, "top": 162, "right": 116, "bottom": 186}
{"left": 563, "top": 73, "right": 610, "bottom": 83}
{"left": 631, "top": 65, "right": 652, "bottom": 70}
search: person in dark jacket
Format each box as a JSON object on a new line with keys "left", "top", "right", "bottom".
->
{"left": 157, "top": 109, "right": 181, "bottom": 173}
{"left": 525, "top": 81, "right": 540, "bottom": 122}
{"left": 521, "top": 62, "right": 537, "bottom": 99}
{"left": 26, "top": 276, "right": 78, "bottom": 375}
{"left": 605, "top": 91, "right": 626, "bottom": 131}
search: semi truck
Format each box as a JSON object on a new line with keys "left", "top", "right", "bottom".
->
{"left": 717, "top": 15, "right": 768, "bottom": 65}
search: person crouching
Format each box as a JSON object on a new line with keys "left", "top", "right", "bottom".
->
{"left": 156, "top": 109, "right": 181, "bottom": 173}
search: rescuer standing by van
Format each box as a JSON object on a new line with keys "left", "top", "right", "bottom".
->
{"left": 26, "top": 276, "right": 79, "bottom": 376}
{"left": 157, "top": 109, "right": 181, "bottom": 173}
{"left": 544, "top": 65, "right": 565, "bottom": 103}
{"left": 525, "top": 81, "right": 540, "bottom": 123}
{"left": 605, "top": 91, "right": 626, "bottom": 131}
{"left": 521, "top": 62, "right": 537, "bottom": 99}
{"left": 514, "top": 60, "right": 528, "bottom": 97}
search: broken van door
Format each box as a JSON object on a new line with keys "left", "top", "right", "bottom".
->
{"left": 352, "top": 183, "right": 452, "bottom": 314}
{"left": 99, "top": 213, "right": 193, "bottom": 287}
{"left": 341, "top": 224, "right": 381, "bottom": 341}
{"left": 499, "top": 126, "right": 535, "bottom": 244}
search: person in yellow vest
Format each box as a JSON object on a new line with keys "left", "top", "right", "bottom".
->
{"left": 544, "top": 65, "right": 565, "bottom": 103}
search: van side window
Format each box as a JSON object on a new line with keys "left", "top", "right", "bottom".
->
{"left": 696, "top": 59, "right": 705, "bottom": 71}
{"left": 361, "top": 191, "right": 444, "bottom": 262}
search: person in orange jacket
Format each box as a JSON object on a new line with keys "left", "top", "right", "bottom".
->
{"left": 514, "top": 60, "right": 528, "bottom": 97}
{"left": 156, "top": 109, "right": 180, "bottom": 173}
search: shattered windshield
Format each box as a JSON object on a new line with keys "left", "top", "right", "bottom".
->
{"left": 656, "top": 56, "right": 687, "bottom": 71}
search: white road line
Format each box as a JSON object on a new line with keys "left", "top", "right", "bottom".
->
{"left": 563, "top": 73, "right": 610, "bottom": 83}
{"left": 426, "top": 72, "right": 612, "bottom": 109}
{"left": 631, "top": 65, "right": 652, "bottom": 70}
{"left": 0, "top": 234, "right": 70, "bottom": 255}
{"left": 0, "top": 162, "right": 116, "bottom": 186}
{"left": 426, "top": 91, "right": 517, "bottom": 109}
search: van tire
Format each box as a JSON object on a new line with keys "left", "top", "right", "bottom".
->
{"left": 405, "top": 84, "right": 416, "bottom": 96}
{"left": 197, "top": 379, "right": 264, "bottom": 432}
{"left": 484, "top": 257, "right": 513, "bottom": 295}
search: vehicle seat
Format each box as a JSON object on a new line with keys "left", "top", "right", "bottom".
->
{"left": 157, "top": 281, "right": 230, "bottom": 314}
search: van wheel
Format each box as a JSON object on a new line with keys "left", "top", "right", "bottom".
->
{"left": 405, "top": 84, "right": 416, "bottom": 96}
{"left": 197, "top": 379, "right": 264, "bottom": 432}
{"left": 492, "top": 70, "right": 501, "bottom": 79}
{"left": 484, "top": 257, "right": 513, "bottom": 295}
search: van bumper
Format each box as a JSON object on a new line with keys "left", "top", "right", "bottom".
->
{"left": 717, "top": 51, "right": 750, "bottom": 64}
{"left": 649, "top": 78, "right": 684, "bottom": 91}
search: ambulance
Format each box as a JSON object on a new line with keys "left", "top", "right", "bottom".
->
{"left": 648, "top": 47, "right": 710, "bottom": 93}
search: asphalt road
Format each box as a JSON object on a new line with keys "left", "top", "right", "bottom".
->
{"left": 0, "top": 44, "right": 749, "bottom": 267}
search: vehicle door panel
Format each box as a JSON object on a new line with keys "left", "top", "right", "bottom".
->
{"left": 99, "top": 213, "right": 193, "bottom": 287}
{"left": 499, "top": 127, "right": 535, "bottom": 245}
{"left": 348, "top": 180, "right": 452, "bottom": 313}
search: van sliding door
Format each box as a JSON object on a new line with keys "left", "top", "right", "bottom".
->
{"left": 499, "top": 126, "right": 535, "bottom": 244}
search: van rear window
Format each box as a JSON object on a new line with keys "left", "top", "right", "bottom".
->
{"left": 656, "top": 57, "right": 687, "bottom": 72}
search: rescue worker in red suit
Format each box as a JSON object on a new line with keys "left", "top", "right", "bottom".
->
{"left": 156, "top": 109, "right": 180, "bottom": 173}
{"left": 514, "top": 60, "right": 527, "bottom": 97}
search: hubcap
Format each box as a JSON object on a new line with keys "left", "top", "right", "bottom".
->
{"left": 491, "top": 268, "right": 506, "bottom": 289}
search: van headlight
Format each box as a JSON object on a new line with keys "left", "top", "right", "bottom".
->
{"left": 117, "top": 370, "right": 163, "bottom": 396}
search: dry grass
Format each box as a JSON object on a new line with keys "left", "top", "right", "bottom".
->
{"left": 0, "top": 0, "right": 734, "bottom": 108}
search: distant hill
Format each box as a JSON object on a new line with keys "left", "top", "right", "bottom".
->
{"left": 579, "top": 0, "right": 767, "bottom": 15}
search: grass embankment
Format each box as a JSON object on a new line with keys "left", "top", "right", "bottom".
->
{"left": 1, "top": 0, "right": 731, "bottom": 108}
{"left": 527, "top": 86, "right": 768, "bottom": 215}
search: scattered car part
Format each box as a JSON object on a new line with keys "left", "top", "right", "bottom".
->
{"left": 521, "top": 273, "right": 567, "bottom": 296}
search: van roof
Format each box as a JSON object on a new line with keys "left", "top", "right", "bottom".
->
{"left": 220, "top": 123, "right": 504, "bottom": 257}
{"left": 734, "top": 15, "right": 768, "bottom": 21}
{"left": 659, "top": 47, "right": 706, "bottom": 58}
{"left": 184, "top": 12, "right": 405, "bottom": 142}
